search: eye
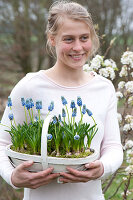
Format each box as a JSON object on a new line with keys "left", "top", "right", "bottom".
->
{"left": 80, "top": 35, "right": 89, "bottom": 42}
{"left": 63, "top": 37, "right": 73, "bottom": 43}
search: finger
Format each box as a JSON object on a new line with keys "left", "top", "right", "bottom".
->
{"left": 29, "top": 173, "right": 60, "bottom": 188}
{"left": 17, "top": 160, "right": 34, "bottom": 171}
{"left": 31, "top": 177, "right": 57, "bottom": 189}
{"left": 60, "top": 171, "right": 89, "bottom": 182}
{"left": 85, "top": 160, "right": 101, "bottom": 169}
{"left": 59, "top": 175, "right": 89, "bottom": 183}
{"left": 30, "top": 167, "right": 56, "bottom": 179}
{"left": 60, "top": 172, "right": 77, "bottom": 180}
{"left": 63, "top": 167, "right": 88, "bottom": 178}
{"left": 62, "top": 167, "right": 99, "bottom": 179}
{"left": 31, "top": 181, "right": 50, "bottom": 189}
{"left": 35, "top": 172, "right": 60, "bottom": 183}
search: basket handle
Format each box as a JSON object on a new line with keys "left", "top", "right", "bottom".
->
{"left": 41, "top": 115, "right": 53, "bottom": 170}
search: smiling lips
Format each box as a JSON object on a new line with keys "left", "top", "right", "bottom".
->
{"left": 69, "top": 53, "right": 85, "bottom": 61}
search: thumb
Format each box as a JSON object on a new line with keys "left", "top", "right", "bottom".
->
{"left": 85, "top": 160, "right": 99, "bottom": 169}
{"left": 18, "top": 160, "right": 34, "bottom": 171}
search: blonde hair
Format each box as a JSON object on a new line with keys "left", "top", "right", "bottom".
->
{"left": 46, "top": 1, "right": 99, "bottom": 57}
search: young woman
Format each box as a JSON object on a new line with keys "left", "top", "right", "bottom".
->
{"left": 0, "top": 1, "right": 123, "bottom": 200}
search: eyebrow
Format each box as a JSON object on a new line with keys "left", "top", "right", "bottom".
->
{"left": 62, "top": 33, "right": 90, "bottom": 37}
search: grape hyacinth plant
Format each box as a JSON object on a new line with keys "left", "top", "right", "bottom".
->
{"left": 0, "top": 96, "right": 98, "bottom": 158}
{"left": 0, "top": 97, "right": 54, "bottom": 155}
{"left": 47, "top": 96, "right": 98, "bottom": 157}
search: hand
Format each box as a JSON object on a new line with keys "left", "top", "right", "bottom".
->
{"left": 59, "top": 160, "right": 104, "bottom": 183}
{"left": 11, "top": 160, "right": 60, "bottom": 189}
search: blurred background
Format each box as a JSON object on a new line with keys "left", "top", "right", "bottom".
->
{"left": 0, "top": 0, "right": 133, "bottom": 199}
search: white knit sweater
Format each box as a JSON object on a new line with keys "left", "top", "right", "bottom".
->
{"left": 0, "top": 70, "right": 123, "bottom": 200}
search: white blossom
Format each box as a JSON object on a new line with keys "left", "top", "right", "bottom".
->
{"left": 104, "top": 59, "right": 117, "bottom": 69}
{"left": 125, "top": 115, "right": 133, "bottom": 123}
{"left": 122, "top": 177, "right": 127, "bottom": 181}
{"left": 123, "top": 124, "right": 131, "bottom": 132}
{"left": 117, "top": 113, "right": 122, "bottom": 123}
{"left": 121, "top": 192, "right": 124, "bottom": 196}
{"left": 83, "top": 64, "right": 90, "bottom": 71}
{"left": 116, "top": 91, "right": 123, "bottom": 99}
{"left": 121, "top": 51, "right": 133, "bottom": 68}
{"left": 125, "top": 140, "right": 133, "bottom": 149}
{"left": 130, "top": 122, "right": 133, "bottom": 130}
{"left": 119, "top": 65, "right": 128, "bottom": 77}
{"left": 126, "top": 149, "right": 132, "bottom": 159}
{"left": 125, "top": 165, "right": 133, "bottom": 174}
{"left": 90, "top": 55, "right": 103, "bottom": 70}
{"left": 131, "top": 72, "right": 133, "bottom": 77}
{"left": 125, "top": 81, "right": 133, "bottom": 93}
{"left": 99, "top": 67, "right": 115, "bottom": 80}
{"left": 126, "top": 190, "right": 132, "bottom": 196}
{"left": 118, "top": 81, "right": 125, "bottom": 89}
{"left": 121, "top": 190, "right": 132, "bottom": 196}
{"left": 128, "top": 96, "right": 133, "bottom": 105}
{"left": 106, "top": 67, "right": 115, "bottom": 80}
{"left": 99, "top": 68, "right": 109, "bottom": 78}
{"left": 129, "top": 157, "right": 133, "bottom": 164}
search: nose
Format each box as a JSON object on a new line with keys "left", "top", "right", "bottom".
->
{"left": 72, "top": 40, "right": 82, "bottom": 51}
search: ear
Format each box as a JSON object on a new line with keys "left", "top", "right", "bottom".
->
{"left": 48, "top": 34, "right": 56, "bottom": 46}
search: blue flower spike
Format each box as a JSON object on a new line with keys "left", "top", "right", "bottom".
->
{"left": 61, "top": 96, "right": 67, "bottom": 105}
{"left": 36, "top": 101, "right": 42, "bottom": 110}
{"left": 35, "top": 101, "right": 38, "bottom": 109}
{"left": 53, "top": 116, "right": 57, "bottom": 124}
{"left": 35, "top": 101, "right": 42, "bottom": 123}
{"left": 62, "top": 108, "right": 66, "bottom": 118}
{"left": 72, "top": 107, "right": 77, "bottom": 117}
{"left": 7, "top": 96, "right": 12, "bottom": 107}
{"left": 21, "top": 97, "right": 25, "bottom": 106}
{"left": 77, "top": 96, "right": 82, "bottom": 107}
{"left": 51, "top": 101, "right": 54, "bottom": 110}
{"left": 74, "top": 133, "right": 80, "bottom": 140}
{"left": 29, "top": 98, "right": 34, "bottom": 108}
{"left": 34, "top": 116, "right": 39, "bottom": 122}
{"left": 86, "top": 109, "right": 93, "bottom": 116}
{"left": 39, "top": 101, "right": 42, "bottom": 109}
{"left": 47, "top": 134, "right": 53, "bottom": 140}
{"left": 82, "top": 104, "right": 86, "bottom": 115}
{"left": 58, "top": 114, "right": 61, "bottom": 122}
{"left": 26, "top": 99, "right": 31, "bottom": 110}
{"left": 8, "top": 113, "right": 14, "bottom": 121}
{"left": 70, "top": 100, "right": 75, "bottom": 109}
{"left": 48, "top": 101, "right": 54, "bottom": 111}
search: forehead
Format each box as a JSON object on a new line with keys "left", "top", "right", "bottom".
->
{"left": 57, "top": 18, "right": 90, "bottom": 37}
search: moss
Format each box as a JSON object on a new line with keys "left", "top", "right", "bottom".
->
{"left": 50, "top": 151, "right": 93, "bottom": 158}
{"left": 10, "top": 146, "right": 94, "bottom": 158}
{"left": 11, "top": 146, "right": 40, "bottom": 155}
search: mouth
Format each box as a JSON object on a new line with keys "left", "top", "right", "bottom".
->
{"left": 69, "top": 53, "right": 85, "bottom": 61}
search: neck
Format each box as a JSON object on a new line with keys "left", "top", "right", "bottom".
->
{"left": 44, "top": 62, "right": 93, "bottom": 87}
{"left": 53, "top": 63, "right": 84, "bottom": 83}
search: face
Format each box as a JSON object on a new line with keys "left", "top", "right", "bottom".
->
{"left": 50, "top": 18, "right": 92, "bottom": 70}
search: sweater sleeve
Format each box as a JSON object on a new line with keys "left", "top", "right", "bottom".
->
{"left": 0, "top": 76, "right": 30, "bottom": 188}
{"left": 99, "top": 84, "right": 123, "bottom": 179}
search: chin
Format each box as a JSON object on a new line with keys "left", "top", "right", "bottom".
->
{"left": 69, "top": 64, "right": 85, "bottom": 70}
{"left": 72, "top": 61, "right": 86, "bottom": 68}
